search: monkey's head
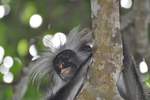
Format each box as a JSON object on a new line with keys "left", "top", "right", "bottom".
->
{"left": 30, "top": 26, "right": 93, "bottom": 100}
{"left": 53, "top": 42, "right": 92, "bottom": 81}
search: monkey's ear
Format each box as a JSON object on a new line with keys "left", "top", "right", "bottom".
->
{"left": 67, "top": 25, "right": 80, "bottom": 42}
{"left": 66, "top": 26, "right": 93, "bottom": 50}
{"left": 65, "top": 25, "right": 80, "bottom": 48}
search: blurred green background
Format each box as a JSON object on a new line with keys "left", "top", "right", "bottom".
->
{"left": 0, "top": 0, "right": 91, "bottom": 99}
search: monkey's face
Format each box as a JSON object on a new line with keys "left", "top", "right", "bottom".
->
{"left": 53, "top": 44, "right": 92, "bottom": 81}
{"left": 53, "top": 50, "right": 79, "bottom": 81}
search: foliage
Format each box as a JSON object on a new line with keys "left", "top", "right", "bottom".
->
{"left": 0, "top": 0, "right": 90, "bottom": 99}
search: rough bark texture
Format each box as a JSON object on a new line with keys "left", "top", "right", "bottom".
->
{"left": 78, "top": 0, "right": 123, "bottom": 100}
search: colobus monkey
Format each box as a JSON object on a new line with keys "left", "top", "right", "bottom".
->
{"left": 30, "top": 26, "right": 94, "bottom": 100}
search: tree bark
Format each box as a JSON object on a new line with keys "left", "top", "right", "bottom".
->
{"left": 78, "top": 0, "right": 123, "bottom": 100}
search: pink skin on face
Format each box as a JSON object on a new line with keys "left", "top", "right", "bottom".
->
{"left": 59, "top": 64, "right": 72, "bottom": 77}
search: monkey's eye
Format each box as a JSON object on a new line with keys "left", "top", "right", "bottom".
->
{"left": 80, "top": 44, "right": 92, "bottom": 52}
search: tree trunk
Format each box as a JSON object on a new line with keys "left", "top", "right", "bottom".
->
{"left": 78, "top": 0, "right": 123, "bottom": 100}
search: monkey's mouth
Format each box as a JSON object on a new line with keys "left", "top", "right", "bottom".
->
{"left": 58, "top": 62, "right": 77, "bottom": 80}
{"left": 60, "top": 67, "right": 73, "bottom": 77}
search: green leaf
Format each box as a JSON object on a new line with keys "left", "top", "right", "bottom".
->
{"left": 17, "top": 39, "right": 29, "bottom": 56}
